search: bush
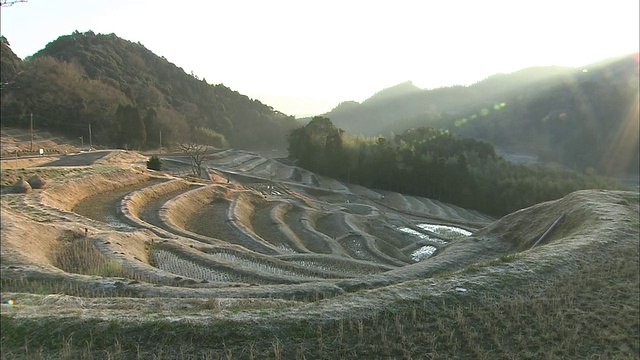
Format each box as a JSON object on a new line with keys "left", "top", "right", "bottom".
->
{"left": 146, "top": 155, "right": 162, "bottom": 171}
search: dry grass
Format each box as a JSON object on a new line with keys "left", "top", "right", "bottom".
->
{"left": 0, "top": 167, "right": 86, "bottom": 189}
{"left": 52, "top": 237, "right": 136, "bottom": 279}
{"left": 2, "top": 230, "right": 637, "bottom": 359}
{"left": 0, "top": 130, "right": 637, "bottom": 359}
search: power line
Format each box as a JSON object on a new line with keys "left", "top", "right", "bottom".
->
{"left": 8, "top": 112, "right": 94, "bottom": 148}
{"left": 0, "top": 0, "right": 28, "bottom": 7}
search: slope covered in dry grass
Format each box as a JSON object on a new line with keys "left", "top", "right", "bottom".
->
{"left": 1, "top": 130, "right": 638, "bottom": 359}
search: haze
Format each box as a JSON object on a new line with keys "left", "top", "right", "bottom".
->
{"left": 1, "top": 0, "right": 638, "bottom": 116}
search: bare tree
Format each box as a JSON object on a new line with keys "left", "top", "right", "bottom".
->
{"left": 1, "top": 0, "right": 28, "bottom": 7}
{"left": 179, "top": 142, "right": 209, "bottom": 177}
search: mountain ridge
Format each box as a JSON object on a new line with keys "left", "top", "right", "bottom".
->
{"left": 0, "top": 31, "right": 299, "bottom": 150}
{"left": 317, "top": 53, "right": 639, "bottom": 176}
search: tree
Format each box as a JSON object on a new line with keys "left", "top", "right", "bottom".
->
{"left": 115, "top": 104, "right": 146, "bottom": 149}
{"left": 324, "top": 129, "right": 347, "bottom": 178}
{"left": 287, "top": 116, "right": 346, "bottom": 174}
{"left": 1, "top": 36, "right": 23, "bottom": 86}
{"left": 1, "top": 0, "right": 28, "bottom": 6}
{"left": 179, "top": 142, "right": 209, "bottom": 177}
{"left": 146, "top": 155, "right": 162, "bottom": 171}
{"left": 194, "top": 126, "right": 228, "bottom": 148}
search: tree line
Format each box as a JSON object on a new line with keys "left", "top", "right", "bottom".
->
{"left": 0, "top": 32, "right": 299, "bottom": 150}
{"left": 288, "top": 117, "right": 626, "bottom": 216}
{"left": 322, "top": 55, "right": 639, "bottom": 177}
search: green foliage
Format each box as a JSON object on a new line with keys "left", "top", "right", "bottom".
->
{"left": 146, "top": 155, "right": 162, "bottom": 171}
{"left": 323, "top": 55, "right": 639, "bottom": 176}
{"left": 0, "top": 36, "right": 22, "bottom": 85}
{"left": 194, "top": 126, "right": 228, "bottom": 148}
{"left": 116, "top": 104, "right": 146, "bottom": 149}
{"left": 52, "top": 238, "right": 137, "bottom": 278}
{"left": 0, "top": 31, "right": 299, "bottom": 150}
{"left": 288, "top": 118, "right": 626, "bottom": 216}
{"left": 288, "top": 116, "right": 349, "bottom": 178}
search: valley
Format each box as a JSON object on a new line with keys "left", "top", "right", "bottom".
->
{"left": 1, "top": 130, "right": 638, "bottom": 358}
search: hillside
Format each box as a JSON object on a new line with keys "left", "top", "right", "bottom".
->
{"left": 0, "top": 36, "right": 22, "bottom": 85}
{"left": 1, "top": 131, "right": 638, "bottom": 358}
{"left": 362, "top": 80, "right": 422, "bottom": 104}
{"left": 322, "top": 54, "right": 639, "bottom": 176}
{"left": 0, "top": 31, "right": 299, "bottom": 150}
{"left": 321, "top": 65, "right": 576, "bottom": 135}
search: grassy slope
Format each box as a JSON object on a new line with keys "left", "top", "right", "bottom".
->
{"left": 1, "top": 129, "right": 638, "bottom": 359}
{"left": 2, "top": 193, "right": 638, "bottom": 359}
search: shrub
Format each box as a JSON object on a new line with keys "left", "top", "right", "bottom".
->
{"left": 147, "top": 155, "right": 162, "bottom": 171}
{"left": 12, "top": 178, "right": 31, "bottom": 193}
{"left": 27, "top": 174, "right": 46, "bottom": 189}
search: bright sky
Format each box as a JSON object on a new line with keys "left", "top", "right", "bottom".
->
{"left": 1, "top": 0, "right": 638, "bottom": 116}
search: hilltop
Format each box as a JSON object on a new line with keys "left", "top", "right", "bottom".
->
{"left": 0, "top": 31, "right": 299, "bottom": 151}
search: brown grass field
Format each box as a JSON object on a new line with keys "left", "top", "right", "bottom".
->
{"left": 1, "top": 128, "right": 638, "bottom": 359}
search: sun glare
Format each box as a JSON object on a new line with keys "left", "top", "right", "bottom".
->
{"left": 601, "top": 94, "right": 640, "bottom": 175}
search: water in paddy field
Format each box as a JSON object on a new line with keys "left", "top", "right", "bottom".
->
{"left": 411, "top": 245, "right": 437, "bottom": 261}
{"left": 416, "top": 224, "right": 472, "bottom": 238}
{"left": 399, "top": 223, "right": 473, "bottom": 261}
{"left": 104, "top": 214, "right": 132, "bottom": 229}
{"left": 397, "top": 227, "right": 448, "bottom": 245}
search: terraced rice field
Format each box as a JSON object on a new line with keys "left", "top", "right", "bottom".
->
{"left": 2, "top": 149, "right": 492, "bottom": 292}
{"left": 2, "top": 147, "right": 638, "bottom": 358}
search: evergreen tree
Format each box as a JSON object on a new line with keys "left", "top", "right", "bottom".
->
{"left": 116, "top": 104, "right": 146, "bottom": 149}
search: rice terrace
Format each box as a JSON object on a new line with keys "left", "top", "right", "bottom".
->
{"left": 1, "top": 129, "right": 638, "bottom": 359}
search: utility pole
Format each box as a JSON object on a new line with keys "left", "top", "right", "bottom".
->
{"left": 89, "top": 123, "right": 92, "bottom": 149}
{"left": 30, "top": 113, "right": 33, "bottom": 151}
{"left": 159, "top": 130, "right": 162, "bottom": 150}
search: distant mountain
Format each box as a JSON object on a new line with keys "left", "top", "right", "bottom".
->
{"left": 323, "top": 66, "right": 576, "bottom": 136}
{"left": 322, "top": 55, "right": 639, "bottom": 176}
{"left": 362, "top": 80, "right": 422, "bottom": 104}
{"left": 0, "top": 31, "right": 299, "bottom": 150}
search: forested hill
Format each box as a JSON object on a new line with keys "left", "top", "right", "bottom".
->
{"left": 288, "top": 117, "right": 626, "bottom": 216}
{"left": 0, "top": 31, "right": 299, "bottom": 150}
{"left": 322, "top": 54, "right": 639, "bottom": 176}
{"left": 0, "top": 36, "right": 22, "bottom": 85}
{"left": 322, "top": 66, "right": 576, "bottom": 135}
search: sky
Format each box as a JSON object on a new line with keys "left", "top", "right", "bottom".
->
{"left": 1, "top": 0, "right": 638, "bottom": 117}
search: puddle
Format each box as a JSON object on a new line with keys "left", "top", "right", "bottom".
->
{"left": 416, "top": 224, "right": 472, "bottom": 238}
{"left": 104, "top": 214, "right": 133, "bottom": 230}
{"left": 411, "top": 245, "right": 437, "bottom": 261}
{"left": 397, "top": 227, "right": 448, "bottom": 245}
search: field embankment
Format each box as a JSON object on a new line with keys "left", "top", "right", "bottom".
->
{"left": 1, "top": 131, "right": 638, "bottom": 359}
